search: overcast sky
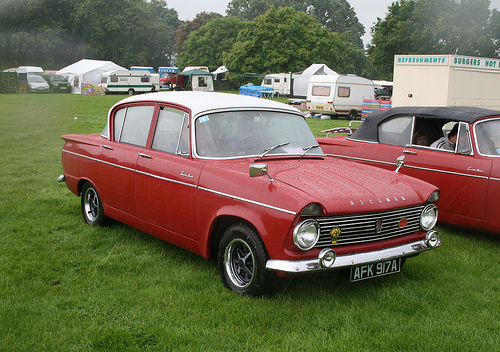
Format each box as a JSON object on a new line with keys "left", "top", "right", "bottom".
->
{"left": 166, "top": 0, "right": 500, "bottom": 45}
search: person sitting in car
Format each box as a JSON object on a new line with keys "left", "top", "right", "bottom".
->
{"left": 430, "top": 123, "right": 458, "bottom": 151}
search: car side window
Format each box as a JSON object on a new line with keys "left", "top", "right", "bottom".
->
{"left": 378, "top": 116, "right": 413, "bottom": 146}
{"left": 115, "top": 105, "right": 155, "bottom": 147}
{"left": 456, "top": 123, "right": 472, "bottom": 155}
{"left": 151, "top": 107, "right": 189, "bottom": 156}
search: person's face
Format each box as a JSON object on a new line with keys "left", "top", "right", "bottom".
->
{"left": 449, "top": 134, "right": 457, "bottom": 145}
{"left": 416, "top": 135, "right": 427, "bottom": 145}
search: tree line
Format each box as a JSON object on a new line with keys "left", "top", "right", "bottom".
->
{"left": 1, "top": 0, "right": 499, "bottom": 81}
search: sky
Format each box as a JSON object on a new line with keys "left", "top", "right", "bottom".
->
{"left": 166, "top": 0, "right": 500, "bottom": 46}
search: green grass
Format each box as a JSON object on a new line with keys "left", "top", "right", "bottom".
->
{"left": 0, "top": 93, "right": 498, "bottom": 351}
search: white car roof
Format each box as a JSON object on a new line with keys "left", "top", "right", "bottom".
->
{"left": 110, "top": 91, "right": 301, "bottom": 117}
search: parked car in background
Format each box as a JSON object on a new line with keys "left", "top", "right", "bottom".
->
{"left": 318, "top": 106, "right": 500, "bottom": 234}
{"left": 26, "top": 74, "right": 49, "bottom": 93}
{"left": 59, "top": 92, "right": 441, "bottom": 295}
{"left": 42, "top": 74, "right": 71, "bottom": 93}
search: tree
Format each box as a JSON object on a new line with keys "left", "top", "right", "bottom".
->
{"left": 226, "top": 0, "right": 364, "bottom": 47}
{"left": 0, "top": 0, "right": 87, "bottom": 69}
{"left": 0, "top": 0, "right": 180, "bottom": 69}
{"left": 70, "top": 0, "right": 180, "bottom": 68}
{"left": 223, "top": 7, "right": 362, "bottom": 83}
{"left": 176, "top": 17, "right": 246, "bottom": 71}
{"left": 175, "top": 12, "right": 223, "bottom": 55}
{"left": 368, "top": 0, "right": 499, "bottom": 80}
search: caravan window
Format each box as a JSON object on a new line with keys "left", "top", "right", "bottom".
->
{"left": 274, "top": 78, "right": 280, "bottom": 83}
{"left": 141, "top": 77, "right": 150, "bottom": 83}
{"left": 111, "top": 76, "right": 118, "bottom": 83}
{"left": 312, "top": 86, "right": 331, "bottom": 97}
{"left": 264, "top": 79, "right": 272, "bottom": 85}
{"left": 101, "top": 77, "right": 107, "bottom": 83}
{"left": 338, "top": 87, "right": 350, "bottom": 98}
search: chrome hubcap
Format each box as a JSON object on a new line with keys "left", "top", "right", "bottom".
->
{"left": 84, "top": 188, "right": 99, "bottom": 222}
{"left": 225, "top": 239, "right": 255, "bottom": 289}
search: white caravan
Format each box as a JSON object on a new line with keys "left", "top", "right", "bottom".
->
{"left": 99, "top": 69, "right": 159, "bottom": 94}
{"left": 306, "top": 75, "right": 374, "bottom": 119}
{"left": 261, "top": 73, "right": 291, "bottom": 95}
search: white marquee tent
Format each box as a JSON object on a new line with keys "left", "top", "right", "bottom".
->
{"left": 57, "top": 59, "right": 126, "bottom": 94}
{"left": 292, "top": 63, "right": 338, "bottom": 98}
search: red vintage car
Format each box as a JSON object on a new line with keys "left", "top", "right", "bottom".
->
{"left": 318, "top": 106, "right": 500, "bottom": 234}
{"left": 59, "top": 92, "right": 441, "bottom": 296}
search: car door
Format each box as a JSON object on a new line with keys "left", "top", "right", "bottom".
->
{"left": 134, "top": 106, "right": 202, "bottom": 240}
{"left": 371, "top": 117, "right": 491, "bottom": 220}
{"left": 98, "top": 104, "right": 155, "bottom": 214}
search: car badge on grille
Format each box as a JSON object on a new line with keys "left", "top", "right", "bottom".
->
{"left": 330, "top": 227, "right": 341, "bottom": 244}
{"left": 399, "top": 218, "right": 408, "bottom": 228}
{"left": 376, "top": 220, "right": 383, "bottom": 234}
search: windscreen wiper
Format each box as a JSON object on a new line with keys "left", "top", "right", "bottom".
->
{"left": 260, "top": 142, "right": 290, "bottom": 158}
{"left": 301, "top": 144, "right": 321, "bottom": 156}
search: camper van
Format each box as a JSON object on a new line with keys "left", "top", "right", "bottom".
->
{"left": 306, "top": 75, "right": 374, "bottom": 119}
{"left": 99, "top": 69, "right": 159, "bottom": 94}
{"left": 261, "top": 73, "right": 291, "bottom": 96}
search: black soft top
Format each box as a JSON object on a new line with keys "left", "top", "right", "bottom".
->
{"left": 351, "top": 106, "right": 500, "bottom": 142}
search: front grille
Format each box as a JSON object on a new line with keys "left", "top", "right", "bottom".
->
{"left": 316, "top": 205, "right": 424, "bottom": 247}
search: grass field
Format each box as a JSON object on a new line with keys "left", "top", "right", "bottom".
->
{"left": 0, "top": 93, "right": 498, "bottom": 351}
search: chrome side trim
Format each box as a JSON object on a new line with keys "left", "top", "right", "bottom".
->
{"left": 327, "top": 154, "right": 489, "bottom": 180}
{"left": 198, "top": 186, "right": 297, "bottom": 215}
{"left": 62, "top": 149, "right": 296, "bottom": 215}
{"left": 266, "top": 238, "right": 440, "bottom": 273}
{"left": 135, "top": 169, "right": 196, "bottom": 188}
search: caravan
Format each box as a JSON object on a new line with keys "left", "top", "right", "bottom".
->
{"left": 99, "top": 69, "right": 159, "bottom": 94}
{"left": 306, "top": 75, "right": 374, "bottom": 119}
{"left": 261, "top": 73, "right": 291, "bottom": 96}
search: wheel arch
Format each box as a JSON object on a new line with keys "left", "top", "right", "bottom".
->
{"left": 208, "top": 215, "right": 263, "bottom": 260}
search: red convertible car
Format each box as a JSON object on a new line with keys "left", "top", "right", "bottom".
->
{"left": 59, "top": 92, "right": 441, "bottom": 295}
{"left": 318, "top": 106, "right": 500, "bottom": 234}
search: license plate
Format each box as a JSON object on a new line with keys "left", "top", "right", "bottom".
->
{"left": 317, "top": 106, "right": 324, "bottom": 110}
{"left": 350, "top": 258, "right": 401, "bottom": 282}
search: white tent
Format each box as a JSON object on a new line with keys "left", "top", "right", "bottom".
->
{"left": 57, "top": 59, "right": 126, "bottom": 94}
{"left": 292, "top": 64, "right": 338, "bottom": 98}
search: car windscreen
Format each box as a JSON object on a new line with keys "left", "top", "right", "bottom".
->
{"left": 28, "top": 76, "right": 45, "bottom": 83}
{"left": 475, "top": 119, "right": 500, "bottom": 155}
{"left": 195, "top": 110, "right": 324, "bottom": 158}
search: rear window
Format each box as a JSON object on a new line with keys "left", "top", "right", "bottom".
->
{"left": 312, "top": 86, "right": 330, "bottom": 97}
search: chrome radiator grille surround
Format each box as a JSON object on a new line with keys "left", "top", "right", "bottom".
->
{"left": 316, "top": 205, "right": 424, "bottom": 247}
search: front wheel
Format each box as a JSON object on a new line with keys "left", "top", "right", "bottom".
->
{"left": 81, "top": 182, "right": 110, "bottom": 226}
{"left": 218, "top": 224, "right": 275, "bottom": 296}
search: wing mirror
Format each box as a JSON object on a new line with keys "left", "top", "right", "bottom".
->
{"left": 250, "top": 163, "right": 274, "bottom": 182}
{"left": 395, "top": 155, "right": 405, "bottom": 173}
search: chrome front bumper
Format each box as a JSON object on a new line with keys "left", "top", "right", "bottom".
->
{"left": 266, "top": 231, "right": 440, "bottom": 274}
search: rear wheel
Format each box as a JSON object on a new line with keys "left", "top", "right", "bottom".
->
{"left": 128, "top": 88, "right": 135, "bottom": 95}
{"left": 218, "top": 224, "right": 275, "bottom": 296}
{"left": 81, "top": 182, "right": 110, "bottom": 226}
{"left": 348, "top": 110, "right": 358, "bottom": 120}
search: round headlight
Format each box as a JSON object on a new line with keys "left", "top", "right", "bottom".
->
{"left": 420, "top": 204, "right": 438, "bottom": 230}
{"left": 293, "top": 219, "right": 320, "bottom": 250}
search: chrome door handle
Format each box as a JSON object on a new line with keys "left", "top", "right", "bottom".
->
{"left": 138, "top": 152, "right": 152, "bottom": 159}
{"left": 101, "top": 144, "right": 113, "bottom": 150}
{"left": 403, "top": 150, "right": 417, "bottom": 155}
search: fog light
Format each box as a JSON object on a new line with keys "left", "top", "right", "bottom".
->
{"left": 318, "top": 248, "right": 336, "bottom": 268}
{"left": 425, "top": 231, "right": 441, "bottom": 248}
